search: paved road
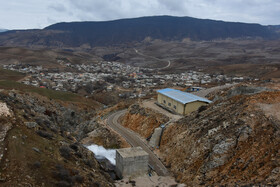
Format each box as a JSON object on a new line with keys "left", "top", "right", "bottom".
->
{"left": 107, "top": 110, "right": 169, "bottom": 176}
{"left": 134, "top": 48, "right": 171, "bottom": 69}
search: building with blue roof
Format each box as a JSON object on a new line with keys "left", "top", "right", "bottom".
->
{"left": 157, "top": 88, "right": 212, "bottom": 115}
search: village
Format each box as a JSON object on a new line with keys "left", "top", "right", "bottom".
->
{"left": 3, "top": 61, "right": 251, "bottom": 98}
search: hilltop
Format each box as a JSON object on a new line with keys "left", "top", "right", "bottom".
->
{"left": 0, "top": 16, "right": 279, "bottom": 48}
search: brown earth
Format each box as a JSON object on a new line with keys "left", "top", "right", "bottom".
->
{"left": 116, "top": 39, "right": 280, "bottom": 78}
{"left": 0, "top": 46, "right": 100, "bottom": 68}
{"left": 160, "top": 90, "right": 280, "bottom": 186}
{"left": 122, "top": 104, "right": 169, "bottom": 138}
{"left": 120, "top": 84, "right": 280, "bottom": 186}
{"left": 80, "top": 120, "right": 130, "bottom": 149}
{"left": 1, "top": 39, "right": 280, "bottom": 80}
{"left": 0, "top": 90, "right": 122, "bottom": 186}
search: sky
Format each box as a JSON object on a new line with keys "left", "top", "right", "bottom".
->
{"left": 0, "top": 0, "right": 279, "bottom": 30}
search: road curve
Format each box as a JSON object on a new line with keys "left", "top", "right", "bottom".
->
{"left": 134, "top": 48, "right": 171, "bottom": 70}
{"left": 107, "top": 110, "right": 169, "bottom": 176}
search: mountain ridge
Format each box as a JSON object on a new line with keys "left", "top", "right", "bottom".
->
{"left": 0, "top": 29, "right": 8, "bottom": 33}
{"left": 0, "top": 16, "right": 279, "bottom": 47}
{"left": 45, "top": 15, "right": 276, "bottom": 27}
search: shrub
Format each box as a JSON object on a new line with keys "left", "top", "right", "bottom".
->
{"left": 56, "top": 181, "right": 71, "bottom": 187}
{"left": 72, "top": 175, "right": 84, "bottom": 183}
{"left": 59, "top": 146, "right": 72, "bottom": 159}
{"left": 36, "top": 130, "right": 53, "bottom": 140}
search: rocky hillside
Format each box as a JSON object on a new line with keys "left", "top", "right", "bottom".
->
{"left": 160, "top": 86, "right": 280, "bottom": 186}
{"left": 0, "top": 90, "right": 121, "bottom": 186}
{"left": 122, "top": 104, "right": 168, "bottom": 138}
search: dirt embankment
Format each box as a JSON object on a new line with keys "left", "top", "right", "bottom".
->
{"left": 160, "top": 90, "right": 280, "bottom": 186}
{"left": 0, "top": 90, "right": 116, "bottom": 186}
{"left": 122, "top": 104, "right": 169, "bottom": 138}
{"left": 80, "top": 120, "right": 129, "bottom": 149}
{"left": 80, "top": 101, "right": 133, "bottom": 149}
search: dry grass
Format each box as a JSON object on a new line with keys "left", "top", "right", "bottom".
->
{"left": 0, "top": 68, "right": 25, "bottom": 81}
{"left": 0, "top": 68, "right": 100, "bottom": 107}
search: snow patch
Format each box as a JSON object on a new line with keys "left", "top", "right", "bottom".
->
{"left": 87, "top": 144, "right": 116, "bottom": 165}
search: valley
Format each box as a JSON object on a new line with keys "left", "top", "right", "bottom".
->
{"left": 0, "top": 15, "right": 279, "bottom": 186}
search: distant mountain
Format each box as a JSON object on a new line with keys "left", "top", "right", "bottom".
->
{"left": 0, "top": 29, "right": 8, "bottom": 33}
{"left": 268, "top": 25, "right": 280, "bottom": 33}
{"left": 0, "top": 16, "right": 279, "bottom": 47}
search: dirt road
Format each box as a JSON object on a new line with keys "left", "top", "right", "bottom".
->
{"left": 193, "top": 83, "right": 237, "bottom": 97}
{"left": 106, "top": 110, "right": 169, "bottom": 176}
{"left": 134, "top": 48, "right": 171, "bottom": 69}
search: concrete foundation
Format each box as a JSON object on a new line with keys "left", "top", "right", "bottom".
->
{"left": 116, "top": 147, "right": 149, "bottom": 178}
{"left": 149, "top": 127, "right": 163, "bottom": 148}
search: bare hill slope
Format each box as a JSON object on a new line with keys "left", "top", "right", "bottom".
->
{"left": 160, "top": 86, "right": 280, "bottom": 185}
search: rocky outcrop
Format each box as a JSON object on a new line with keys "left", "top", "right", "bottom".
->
{"left": 160, "top": 90, "right": 280, "bottom": 186}
{"left": 122, "top": 104, "right": 169, "bottom": 138}
{"left": 0, "top": 90, "right": 114, "bottom": 186}
{"left": 81, "top": 120, "right": 129, "bottom": 149}
{"left": 0, "top": 102, "right": 13, "bottom": 163}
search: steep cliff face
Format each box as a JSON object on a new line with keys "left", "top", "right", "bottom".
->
{"left": 0, "top": 90, "right": 115, "bottom": 186}
{"left": 160, "top": 90, "right": 280, "bottom": 186}
{"left": 122, "top": 104, "right": 169, "bottom": 138}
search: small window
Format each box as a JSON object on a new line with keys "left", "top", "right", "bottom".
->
{"left": 168, "top": 103, "right": 171, "bottom": 106}
{"left": 163, "top": 100, "right": 166, "bottom": 104}
{"left": 174, "top": 105, "right": 176, "bottom": 109}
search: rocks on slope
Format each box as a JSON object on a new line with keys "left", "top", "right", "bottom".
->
{"left": 0, "top": 102, "right": 13, "bottom": 162}
{"left": 122, "top": 104, "right": 169, "bottom": 138}
{"left": 160, "top": 89, "right": 280, "bottom": 186}
{"left": 0, "top": 90, "right": 115, "bottom": 186}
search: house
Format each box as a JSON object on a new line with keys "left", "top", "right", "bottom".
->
{"left": 157, "top": 88, "right": 212, "bottom": 115}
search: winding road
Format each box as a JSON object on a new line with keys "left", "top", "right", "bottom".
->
{"left": 106, "top": 110, "right": 169, "bottom": 176}
{"left": 106, "top": 84, "right": 236, "bottom": 176}
{"left": 134, "top": 48, "right": 171, "bottom": 70}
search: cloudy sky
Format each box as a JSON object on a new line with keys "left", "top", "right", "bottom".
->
{"left": 1, "top": 0, "right": 279, "bottom": 29}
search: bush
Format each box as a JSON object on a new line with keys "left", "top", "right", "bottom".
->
{"left": 53, "top": 164, "right": 72, "bottom": 184}
{"left": 69, "top": 144, "right": 78, "bottom": 152}
{"left": 56, "top": 181, "right": 71, "bottom": 187}
{"left": 36, "top": 130, "right": 53, "bottom": 140}
{"left": 72, "top": 175, "right": 84, "bottom": 183}
{"left": 33, "top": 161, "right": 41, "bottom": 169}
{"left": 59, "top": 146, "right": 72, "bottom": 159}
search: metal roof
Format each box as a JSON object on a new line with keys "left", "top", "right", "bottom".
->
{"left": 157, "top": 88, "right": 212, "bottom": 104}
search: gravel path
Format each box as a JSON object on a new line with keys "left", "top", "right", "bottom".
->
{"left": 134, "top": 48, "right": 171, "bottom": 69}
